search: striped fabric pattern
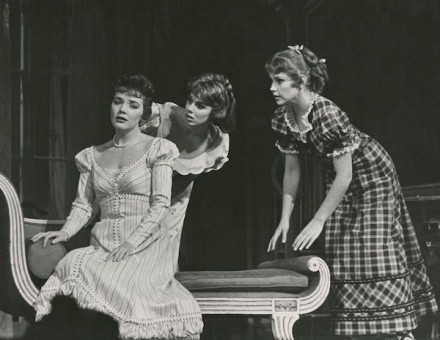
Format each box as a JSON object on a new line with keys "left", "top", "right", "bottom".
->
{"left": 271, "top": 95, "right": 438, "bottom": 336}
{"left": 34, "top": 138, "right": 204, "bottom": 340}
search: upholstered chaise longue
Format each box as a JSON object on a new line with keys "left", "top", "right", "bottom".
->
{"left": 0, "top": 173, "right": 330, "bottom": 340}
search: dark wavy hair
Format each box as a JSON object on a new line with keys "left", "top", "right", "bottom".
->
{"left": 112, "top": 74, "right": 155, "bottom": 120}
{"left": 265, "top": 46, "right": 329, "bottom": 94}
{"left": 187, "top": 73, "right": 236, "bottom": 133}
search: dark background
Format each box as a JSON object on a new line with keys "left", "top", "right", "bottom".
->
{"left": 4, "top": 0, "right": 440, "bottom": 271}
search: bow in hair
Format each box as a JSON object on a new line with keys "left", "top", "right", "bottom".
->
{"left": 288, "top": 45, "right": 303, "bottom": 54}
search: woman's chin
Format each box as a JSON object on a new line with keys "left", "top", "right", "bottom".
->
{"left": 274, "top": 98, "right": 285, "bottom": 105}
{"left": 112, "top": 122, "right": 134, "bottom": 131}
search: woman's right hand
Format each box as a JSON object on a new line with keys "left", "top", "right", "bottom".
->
{"left": 31, "top": 231, "right": 69, "bottom": 248}
{"left": 267, "top": 219, "right": 290, "bottom": 252}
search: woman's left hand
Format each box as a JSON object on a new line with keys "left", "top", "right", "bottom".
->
{"left": 292, "top": 218, "right": 325, "bottom": 251}
{"left": 106, "top": 242, "right": 135, "bottom": 262}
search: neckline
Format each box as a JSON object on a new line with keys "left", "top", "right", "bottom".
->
{"left": 91, "top": 137, "right": 158, "bottom": 184}
{"left": 113, "top": 130, "right": 141, "bottom": 148}
{"left": 283, "top": 94, "right": 318, "bottom": 143}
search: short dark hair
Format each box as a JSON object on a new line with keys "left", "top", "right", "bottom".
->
{"left": 187, "top": 73, "right": 236, "bottom": 132}
{"left": 113, "top": 74, "right": 155, "bottom": 119}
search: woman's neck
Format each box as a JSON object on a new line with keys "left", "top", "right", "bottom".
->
{"left": 114, "top": 128, "right": 141, "bottom": 145}
{"left": 290, "top": 89, "right": 315, "bottom": 116}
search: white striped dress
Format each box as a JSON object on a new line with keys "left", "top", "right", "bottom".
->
{"left": 34, "top": 138, "right": 204, "bottom": 339}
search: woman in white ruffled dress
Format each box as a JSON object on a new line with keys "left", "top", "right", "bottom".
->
{"left": 30, "top": 73, "right": 235, "bottom": 340}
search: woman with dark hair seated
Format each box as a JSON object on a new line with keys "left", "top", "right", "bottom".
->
{"left": 30, "top": 74, "right": 203, "bottom": 340}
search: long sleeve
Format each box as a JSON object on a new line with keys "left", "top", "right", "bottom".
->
{"left": 127, "top": 140, "right": 179, "bottom": 253}
{"left": 61, "top": 148, "right": 95, "bottom": 239}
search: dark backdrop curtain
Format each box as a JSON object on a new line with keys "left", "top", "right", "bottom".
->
{"left": 49, "top": 74, "right": 66, "bottom": 218}
{"left": 47, "top": 5, "right": 68, "bottom": 219}
{"left": 0, "top": 0, "right": 13, "bottom": 337}
{"left": 309, "top": 0, "right": 440, "bottom": 185}
{"left": 64, "top": 0, "right": 158, "bottom": 208}
{"left": 65, "top": 2, "right": 110, "bottom": 207}
{"left": 0, "top": 0, "right": 10, "bottom": 177}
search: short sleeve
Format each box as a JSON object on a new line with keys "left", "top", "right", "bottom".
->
{"left": 150, "top": 139, "right": 179, "bottom": 167}
{"left": 317, "top": 108, "right": 360, "bottom": 158}
{"left": 274, "top": 134, "right": 301, "bottom": 154}
{"left": 74, "top": 148, "right": 92, "bottom": 173}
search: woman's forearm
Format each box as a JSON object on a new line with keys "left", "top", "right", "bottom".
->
{"left": 313, "top": 174, "right": 351, "bottom": 222}
{"left": 61, "top": 171, "right": 95, "bottom": 239}
{"left": 126, "top": 164, "right": 173, "bottom": 252}
{"left": 280, "top": 154, "right": 301, "bottom": 222}
{"left": 314, "top": 153, "right": 352, "bottom": 222}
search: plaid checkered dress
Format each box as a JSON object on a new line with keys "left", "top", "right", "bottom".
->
{"left": 272, "top": 95, "right": 438, "bottom": 336}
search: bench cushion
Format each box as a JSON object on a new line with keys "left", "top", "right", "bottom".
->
{"left": 176, "top": 268, "right": 309, "bottom": 293}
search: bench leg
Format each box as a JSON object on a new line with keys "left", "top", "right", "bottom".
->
{"left": 271, "top": 313, "right": 299, "bottom": 340}
{"left": 271, "top": 299, "right": 300, "bottom": 340}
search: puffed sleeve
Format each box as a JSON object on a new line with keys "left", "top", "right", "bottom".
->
{"left": 271, "top": 107, "right": 301, "bottom": 154}
{"left": 316, "top": 108, "right": 361, "bottom": 158}
{"left": 126, "top": 139, "right": 179, "bottom": 253}
{"left": 60, "top": 148, "right": 95, "bottom": 239}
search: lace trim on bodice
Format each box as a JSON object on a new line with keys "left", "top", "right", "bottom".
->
{"left": 90, "top": 138, "right": 159, "bottom": 187}
{"left": 283, "top": 94, "right": 317, "bottom": 143}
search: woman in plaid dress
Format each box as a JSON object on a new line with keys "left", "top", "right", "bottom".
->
{"left": 266, "top": 46, "right": 438, "bottom": 339}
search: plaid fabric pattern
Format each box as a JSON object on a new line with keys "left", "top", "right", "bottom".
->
{"left": 331, "top": 274, "right": 417, "bottom": 335}
{"left": 271, "top": 95, "right": 438, "bottom": 335}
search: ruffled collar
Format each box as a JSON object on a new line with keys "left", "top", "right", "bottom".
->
{"left": 141, "top": 102, "right": 230, "bottom": 175}
{"left": 174, "top": 126, "right": 229, "bottom": 175}
{"left": 282, "top": 94, "right": 318, "bottom": 143}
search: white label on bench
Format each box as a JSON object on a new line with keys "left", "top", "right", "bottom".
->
{"left": 273, "top": 299, "right": 298, "bottom": 313}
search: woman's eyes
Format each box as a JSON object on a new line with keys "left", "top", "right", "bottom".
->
{"left": 188, "top": 97, "right": 206, "bottom": 109}
{"left": 112, "top": 98, "right": 140, "bottom": 109}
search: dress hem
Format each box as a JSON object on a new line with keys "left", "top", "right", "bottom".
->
{"left": 34, "top": 277, "right": 203, "bottom": 340}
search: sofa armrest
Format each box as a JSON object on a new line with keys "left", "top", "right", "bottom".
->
{"left": 258, "top": 256, "right": 330, "bottom": 314}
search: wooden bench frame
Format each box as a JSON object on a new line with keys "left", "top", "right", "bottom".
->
{"left": 0, "top": 173, "right": 330, "bottom": 340}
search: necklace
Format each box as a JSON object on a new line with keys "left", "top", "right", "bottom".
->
{"left": 113, "top": 131, "right": 140, "bottom": 148}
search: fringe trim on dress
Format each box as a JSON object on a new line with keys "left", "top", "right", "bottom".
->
{"left": 34, "top": 277, "right": 203, "bottom": 340}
